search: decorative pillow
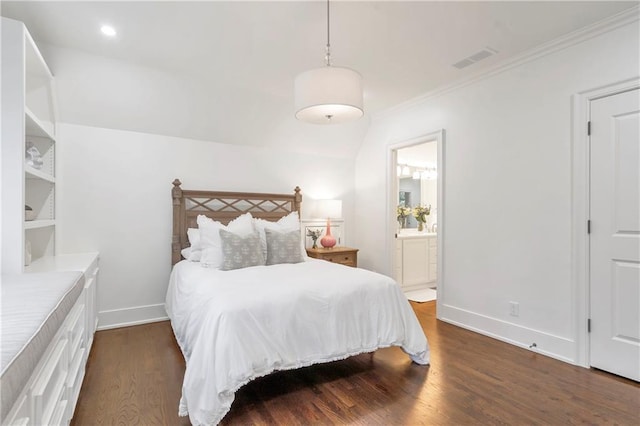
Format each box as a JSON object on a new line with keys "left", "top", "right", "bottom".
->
{"left": 265, "top": 229, "right": 304, "bottom": 265}
{"left": 219, "top": 229, "right": 265, "bottom": 271}
{"left": 199, "top": 213, "right": 254, "bottom": 268}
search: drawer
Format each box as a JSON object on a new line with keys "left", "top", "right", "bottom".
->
{"left": 67, "top": 302, "right": 85, "bottom": 357}
{"left": 32, "top": 338, "right": 68, "bottom": 426}
{"left": 50, "top": 399, "right": 68, "bottom": 426}
{"left": 67, "top": 347, "right": 86, "bottom": 418}
{"left": 3, "top": 395, "right": 29, "bottom": 426}
{"left": 85, "top": 266, "right": 99, "bottom": 337}
{"left": 69, "top": 333, "right": 84, "bottom": 372}
{"left": 8, "top": 418, "right": 29, "bottom": 426}
{"left": 321, "top": 252, "right": 356, "bottom": 267}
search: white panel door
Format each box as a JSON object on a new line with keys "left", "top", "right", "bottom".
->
{"left": 590, "top": 88, "right": 640, "bottom": 381}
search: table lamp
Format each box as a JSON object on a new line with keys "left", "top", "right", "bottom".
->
{"left": 316, "top": 199, "right": 342, "bottom": 248}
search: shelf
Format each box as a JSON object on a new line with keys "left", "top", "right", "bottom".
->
{"left": 25, "top": 164, "right": 55, "bottom": 183}
{"left": 25, "top": 107, "right": 55, "bottom": 141}
{"left": 24, "top": 219, "right": 55, "bottom": 230}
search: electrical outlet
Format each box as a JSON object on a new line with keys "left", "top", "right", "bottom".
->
{"left": 509, "top": 301, "right": 519, "bottom": 317}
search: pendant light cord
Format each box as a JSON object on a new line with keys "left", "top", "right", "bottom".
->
{"left": 325, "top": 0, "right": 331, "bottom": 66}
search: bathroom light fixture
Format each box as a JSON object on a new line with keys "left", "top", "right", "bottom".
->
{"left": 294, "top": 0, "right": 363, "bottom": 124}
{"left": 424, "top": 167, "right": 438, "bottom": 180}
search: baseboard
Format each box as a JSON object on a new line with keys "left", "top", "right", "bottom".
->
{"left": 97, "top": 303, "right": 168, "bottom": 330}
{"left": 438, "top": 304, "right": 577, "bottom": 364}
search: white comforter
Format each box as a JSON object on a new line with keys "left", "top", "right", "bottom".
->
{"left": 166, "top": 259, "right": 429, "bottom": 425}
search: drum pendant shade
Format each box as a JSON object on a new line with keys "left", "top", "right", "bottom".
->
{"left": 295, "top": 66, "right": 363, "bottom": 124}
{"left": 294, "top": 0, "right": 363, "bottom": 125}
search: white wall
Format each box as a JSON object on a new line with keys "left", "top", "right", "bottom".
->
{"left": 40, "top": 43, "right": 369, "bottom": 159}
{"left": 57, "top": 123, "right": 355, "bottom": 329}
{"left": 354, "top": 21, "right": 639, "bottom": 363}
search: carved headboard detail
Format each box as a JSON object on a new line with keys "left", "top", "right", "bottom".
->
{"left": 171, "top": 179, "right": 302, "bottom": 265}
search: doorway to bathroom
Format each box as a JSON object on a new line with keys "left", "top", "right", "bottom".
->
{"left": 387, "top": 130, "right": 445, "bottom": 307}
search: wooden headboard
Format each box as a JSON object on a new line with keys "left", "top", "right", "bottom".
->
{"left": 171, "top": 179, "right": 302, "bottom": 265}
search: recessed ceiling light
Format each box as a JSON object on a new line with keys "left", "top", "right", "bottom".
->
{"left": 100, "top": 25, "right": 116, "bottom": 37}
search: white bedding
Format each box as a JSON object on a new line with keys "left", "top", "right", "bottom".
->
{"left": 166, "top": 259, "right": 429, "bottom": 426}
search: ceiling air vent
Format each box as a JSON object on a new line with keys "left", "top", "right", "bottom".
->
{"left": 452, "top": 47, "right": 499, "bottom": 69}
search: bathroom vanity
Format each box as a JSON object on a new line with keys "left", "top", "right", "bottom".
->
{"left": 395, "top": 230, "right": 437, "bottom": 290}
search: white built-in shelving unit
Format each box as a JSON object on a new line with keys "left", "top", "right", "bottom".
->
{"left": 1, "top": 17, "right": 58, "bottom": 273}
{"left": 1, "top": 18, "right": 100, "bottom": 426}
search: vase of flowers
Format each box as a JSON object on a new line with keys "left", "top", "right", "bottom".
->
{"left": 397, "top": 205, "right": 411, "bottom": 229}
{"left": 306, "top": 228, "right": 322, "bottom": 249}
{"left": 413, "top": 204, "right": 431, "bottom": 232}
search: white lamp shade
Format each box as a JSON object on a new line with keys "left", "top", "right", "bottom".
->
{"left": 295, "top": 66, "right": 363, "bottom": 124}
{"left": 315, "top": 199, "right": 342, "bottom": 219}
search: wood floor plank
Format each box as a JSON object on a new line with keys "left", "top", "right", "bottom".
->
{"left": 71, "top": 301, "right": 639, "bottom": 425}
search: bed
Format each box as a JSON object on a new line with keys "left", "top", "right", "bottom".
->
{"left": 167, "top": 179, "right": 430, "bottom": 426}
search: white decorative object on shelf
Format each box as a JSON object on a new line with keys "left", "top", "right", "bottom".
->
{"left": 25, "top": 141, "right": 43, "bottom": 169}
{"left": 25, "top": 205, "right": 35, "bottom": 221}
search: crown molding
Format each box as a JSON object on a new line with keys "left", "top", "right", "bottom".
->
{"left": 374, "top": 5, "right": 640, "bottom": 121}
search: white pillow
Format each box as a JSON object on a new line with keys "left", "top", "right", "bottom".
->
{"left": 254, "top": 212, "right": 298, "bottom": 255}
{"left": 181, "top": 247, "right": 192, "bottom": 260}
{"left": 199, "top": 213, "right": 255, "bottom": 268}
{"left": 186, "top": 227, "right": 202, "bottom": 261}
{"left": 254, "top": 211, "right": 308, "bottom": 260}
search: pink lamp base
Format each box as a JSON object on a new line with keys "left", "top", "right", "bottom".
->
{"left": 321, "top": 219, "right": 337, "bottom": 248}
{"left": 320, "top": 234, "right": 336, "bottom": 248}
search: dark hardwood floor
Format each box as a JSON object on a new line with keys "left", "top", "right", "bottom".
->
{"left": 71, "top": 302, "right": 639, "bottom": 425}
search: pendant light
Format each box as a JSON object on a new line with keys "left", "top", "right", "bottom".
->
{"left": 295, "top": 0, "right": 363, "bottom": 124}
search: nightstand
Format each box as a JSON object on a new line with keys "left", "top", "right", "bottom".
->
{"left": 306, "top": 246, "right": 358, "bottom": 268}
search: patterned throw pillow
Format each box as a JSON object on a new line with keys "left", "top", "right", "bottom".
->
{"left": 219, "top": 229, "right": 265, "bottom": 271}
{"left": 253, "top": 211, "right": 300, "bottom": 259}
{"left": 265, "top": 229, "right": 304, "bottom": 265}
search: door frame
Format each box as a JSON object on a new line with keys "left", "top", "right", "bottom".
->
{"left": 571, "top": 77, "right": 639, "bottom": 367}
{"left": 387, "top": 130, "right": 445, "bottom": 316}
